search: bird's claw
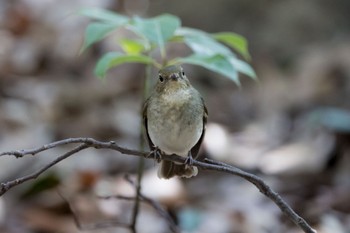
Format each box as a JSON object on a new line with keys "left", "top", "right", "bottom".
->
{"left": 184, "top": 154, "right": 194, "bottom": 166}
{"left": 147, "top": 147, "right": 163, "bottom": 163}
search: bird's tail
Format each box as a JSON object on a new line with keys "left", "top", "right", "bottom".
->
{"left": 157, "top": 160, "right": 198, "bottom": 179}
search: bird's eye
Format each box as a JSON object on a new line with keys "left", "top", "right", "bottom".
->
{"left": 159, "top": 75, "right": 164, "bottom": 82}
{"left": 182, "top": 71, "right": 185, "bottom": 76}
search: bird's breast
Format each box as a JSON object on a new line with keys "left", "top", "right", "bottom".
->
{"left": 147, "top": 90, "right": 203, "bottom": 156}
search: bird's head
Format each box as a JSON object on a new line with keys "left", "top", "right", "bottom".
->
{"left": 156, "top": 65, "right": 191, "bottom": 93}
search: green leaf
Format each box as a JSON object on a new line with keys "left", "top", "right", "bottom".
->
{"left": 213, "top": 32, "right": 251, "bottom": 60}
{"left": 119, "top": 39, "right": 147, "bottom": 54}
{"left": 177, "top": 54, "right": 240, "bottom": 86}
{"left": 81, "top": 22, "right": 117, "bottom": 52}
{"left": 229, "top": 57, "right": 257, "bottom": 79}
{"left": 95, "top": 52, "right": 156, "bottom": 78}
{"left": 175, "top": 28, "right": 256, "bottom": 84}
{"left": 79, "top": 8, "right": 128, "bottom": 23}
{"left": 176, "top": 28, "right": 233, "bottom": 56}
{"left": 79, "top": 8, "right": 129, "bottom": 53}
{"left": 129, "top": 14, "right": 181, "bottom": 55}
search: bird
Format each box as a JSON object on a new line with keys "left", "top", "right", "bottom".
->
{"left": 143, "top": 65, "right": 207, "bottom": 179}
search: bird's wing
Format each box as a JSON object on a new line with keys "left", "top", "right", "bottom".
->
{"left": 190, "top": 98, "right": 208, "bottom": 159}
{"left": 142, "top": 98, "right": 155, "bottom": 149}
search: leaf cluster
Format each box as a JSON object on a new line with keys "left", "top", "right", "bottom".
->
{"left": 80, "top": 8, "right": 256, "bottom": 85}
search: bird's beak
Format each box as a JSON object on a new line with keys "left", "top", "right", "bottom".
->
{"left": 170, "top": 73, "right": 179, "bottom": 80}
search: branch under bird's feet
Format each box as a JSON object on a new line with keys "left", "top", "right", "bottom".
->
{"left": 147, "top": 146, "right": 163, "bottom": 162}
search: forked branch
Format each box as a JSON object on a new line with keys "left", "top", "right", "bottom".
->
{"left": 0, "top": 137, "right": 316, "bottom": 233}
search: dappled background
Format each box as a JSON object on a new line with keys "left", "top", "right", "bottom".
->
{"left": 1, "top": 0, "right": 350, "bottom": 232}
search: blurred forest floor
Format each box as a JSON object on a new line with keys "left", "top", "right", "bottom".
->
{"left": 0, "top": 0, "right": 350, "bottom": 233}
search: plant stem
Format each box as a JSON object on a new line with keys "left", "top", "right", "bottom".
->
{"left": 130, "top": 63, "right": 153, "bottom": 233}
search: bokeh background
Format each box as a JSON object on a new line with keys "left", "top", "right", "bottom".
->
{"left": 1, "top": 0, "right": 350, "bottom": 233}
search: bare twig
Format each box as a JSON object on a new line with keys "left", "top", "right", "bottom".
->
{"left": 59, "top": 192, "right": 131, "bottom": 231}
{"left": 0, "top": 137, "right": 316, "bottom": 233}
{"left": 0, "top": 143, "right": 89, "bottom": 195}
{"left": 202, "top": 158, "right": 316, "bottom": 233}
{"left": 123, "top": 174, "right": 180, "bottom": 233}
{"left": 0, "top": 138, "right": 147, "bottom": 158}
{"left": 98, "top": 194, "right": 180, "bottom": 233}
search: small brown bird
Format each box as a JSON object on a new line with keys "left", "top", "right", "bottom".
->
{"left": 143, "top": 65, "right": 207, "bottom": 179}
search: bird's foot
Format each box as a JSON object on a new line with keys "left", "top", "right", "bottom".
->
{"left": 147, "top": 147, "right": 163, "bottom": 163}
{"left": 184, "top": 154, "right": 194, "bottom": 166}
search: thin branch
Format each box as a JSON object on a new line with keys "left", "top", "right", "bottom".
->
{"left": 0, "top": 138, "right": 147, "bottom": 158}
{"left": 202, "top": 159, "right": 316, "bottom": 233}
{"left": 59, "top": 191, "right": 131, "bottom": 231}
{"left": 60, "top": 174, "right": 179, "bottom": 232}
{"left": 0, "top": 137, "right": 317, "bottom": 233}
{"left": 0, "top": 138, "right": 91, "bottom": 158}
{"left": 98, "top": 194, "right": 180, "bottom": 233}
{"left": 0, "top": 143, "right": 89, "bottom": 195}
{"left": 130, "top": 62, "right": 153, "bottom": 233}
{"left": 130, "top": 165, "right": 143, "bottom": 233}
{"left": 123, "top": 174, "right": 180, "bottom": 233}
